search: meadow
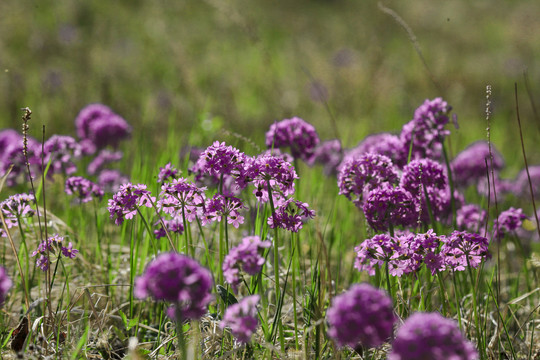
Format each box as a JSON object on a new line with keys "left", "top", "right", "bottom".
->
{"left": 1, "top": 1, "right": 540, "bottom": 359}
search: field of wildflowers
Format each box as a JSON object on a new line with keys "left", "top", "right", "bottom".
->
{"left": 1, "top": 1, "right": 540, "bottom": 359}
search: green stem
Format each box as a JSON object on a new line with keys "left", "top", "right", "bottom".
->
{"left": 175, "top": 308, "right": 187, "bottom": 360}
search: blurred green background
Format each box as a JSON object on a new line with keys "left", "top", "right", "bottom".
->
{"left": 1, "top": 0, "right": 539, "bottom": 172}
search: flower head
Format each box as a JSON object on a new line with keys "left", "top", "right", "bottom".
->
{"left": 75, "top": 104, "right": 131, "bottom": 149}
{"left": 389, "top": 312, "right": 478, "bottom": 360}
{"left": 0, "top": 266, "right": 12, "bottom": 306}
{"left": 363, "top": 184, "right": 418, "bottom": 232}
{"left": 326, "top": 283, "right": 395, "bottom": 348}
{"left": 223, "top": 236, "right": 271, "bottom": 292}
{"left": 451, "top": 141, "right": 504, "bottom": 188}
{"left": 157, "top": 162, "right": 180, "bottom": 183}
{"left": 107, "top": 183, "right": 155, "bottom": 225}
{"left": 493, "top": 207, "right": 527, "bottom": 240}
{"left": 134, "top": 252, "right": 213, "bottom": 320}
{"left": 220, "top": 295, "right": 260, "bottom": 343}
{"left": 267, "top": 198, "right": 315, "bottom": 233}
{"left": 41, "top": 135, "right": 82, "bottom": 176}
{"left": 87, "top": 150, "right": 123, "bottom": 175}
{"left": 65, "top": 176, "right": 104, "bottom": 203}
{"left": 265, "top": 117, "right": 320, "bottom": 163}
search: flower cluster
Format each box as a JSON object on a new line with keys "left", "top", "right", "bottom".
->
{"left": 265, "top": 117, "right": 320, "bottom": 163}
{"left": 248, "top": 155, "right": 298, "bottom": 202}
{"left": 107, "top": 183, "right": 155, "bottom": 225}
{"left": 451, "top": 141, "right": 504, "bottom": 188}
{"left": 389, "top": 312, "right": 478, "bottom": 360}
{"left": 493, "top": 207, "right": 526, "bottom": 240}
{"left": 202, "top": 194, "right": 245, "bottom": 228}
{"left": 349, "top": 132, "right": 406, "bottom": 168}
{"left": 157, "top": 162, "right": 180, "bottom": 183}
{"left": 31, "top": 234, "right": 79, "bottom": 271}
{"left": 456, "top": 204, "right": 486, "bottom": 233}
{"left": 134, "top": 252, "right": 213, "bottom": 320}
{"left": 220, "top": 295, "right": 260, "bottom": 343}
{"left": 192, "top": 141, "right": 247, "bottom": 181}
{"left": 75, "top": 104, "right": 131, "bottom": 150}
{"left": 362, "top": 184, "right": 418, "bottom": 232}
{"left": 0, "top": 266, "right": 12, "bottom": 306}
{"left": 158, "top": 178, "right": 206, "bottom": 222}
{"left": 355, "top": 230, "right": 490, "bottom": 276}
{"left": 400, "top": 97, "right": 451, "bottom": 161}
{"left": 0, "top": 193, "right": 36, "bottom": 237}
{"left": 41, "top": 135, "right": 82, "bottom": 176}
{"left": 337, "top": 153, "right": 399, "bottom": 207}
{"left": 0, "top": 130, "right": 41, "bottom": 187}
{"left": 309, "top": 139, "right": 343, "bottom": 176}
{"left": 326, "top": 283, "right": 395, "bottom": 348}
{"left": 65, "top": 176, "right": 104, "bottom": 203}
{"left": 267, "top": 198, "right": 315, "bottom": 232}
{"left": 87, "top": 150, "right": 123, "bottom": 175}
{"left": 154, "top": 216, "right": 184, "bottom": 239}
{"left": 98, "top": 169, "right": 129, "bottom": 193}
{"left": 223, "top": 236, "right": 271, "bottom": 292}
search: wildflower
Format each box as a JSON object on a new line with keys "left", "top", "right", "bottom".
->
{"left": 389, "top": 312, "right": 478, "bottom": 360}
{"left": 348, "top": 132, "right": 406, "bottom": 168}
{"left": 191, "top": 141, "right": 246, "bottom": 180}
{"left": 354, "top": 234, "right": 401, "bottom": 276}
{"left": 514, "top": 165, "right": 540, "bottom": 199}
{"left": 107, "top": 183, "right": 155, "bottom": 225}
{"left": 265, "top": 117, "right": 320, "bottom": 163}
{"left": 363, "top": 184, "right": 418, "bottom": 232}
{"left": 338, "top": 153, "right": 399, "bottom": 207}
{"left": 0, "top": 135, "right": 41, "bottom": 187}
{"left": 456, "top": 204, "right": 487, "bottom": 233}
{"left": 157, "top": 162, "right": 180, "bottom": 183}
{"left": 41, "top": 135, "right": 82, "bottom": 176}
{"left": 451, "top": 141, "right": 504, "bottom": 188}
{"left": 97, "top": 169, "right": 129, "bottom": 193}
{"left": 75, "top": 104, "right": 131, "bottom": 149}
{"left": 134, "top": 252, "right": 213, "bottom": 320}
{"left": 0, "top": 266, "right": 12, "bottom": 305}
{"left": 247, "top": 155, "right": 298, "bottom": 202}
{"left": 154, "top": 216, "right": 184, "bottom": 239}
{"left": 31, "top": 234, "right": 79, "bottom": 271}
{"left": 0, "top": 193, "right": 36, "bottom": 237}
{"left": 442, "top": 231, "right": 490, "bottom": 271}
{"left": 223, "top": 236, "right": 271, "bottom": 292}
{"left": 65, "top": 176, "right": 104, "bottom": 203}
{"left": 220, "top": 295, "right": 260, "bottom": 343}
{"left": 201, "top": 194, "right": 245, "bottom": 228}
{"left": 158, "top": 178, "right": 206, "bottom": 222}
{"left": 267, "top": 198, "right": 315, "bottom": 233}
{"left": 493, "top": 207, "right": 527, "bottom": 240}
{"left": 400, "top": 97, "right": 451, "bottom": 161}
{"left": 309, "top": 139, "right": 343, "bottom": 176}
{"left": 87, "top": 150, "right": 123, "bottom": 175}
{"left": 326, "top": 283, "right": 395, "bottom": 348}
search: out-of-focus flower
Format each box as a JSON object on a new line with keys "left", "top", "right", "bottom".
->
{"left": 65, "top": 176, "right": 104, "bottom": 203}
{"left": 265, "top": 117, "right": 320, "bottom": 163}
{"left": 220, "top": 295, "right": 260, "bottom": 343}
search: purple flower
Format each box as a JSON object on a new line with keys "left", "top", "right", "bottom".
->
{"left": 442, "top": 231, "right": 490, "bottom": 271}
{"left": 0, "top": 193, "right": 36, "bottom": 237}
{"left": 456, "top": 204, "right": 486, "bottom": 233}
{"left": 326, "top": 283, "right": 395, "bottom": 348}
{"left": 31, "top": 234, "right": 78, "bottom": 271}
{"left": 157, "top": 162, "right": 180, "bottom": 183}
{"left": 247, "top": 155, "right": 298, "bottom": 202}
{"left": 0, "top": 129, "right": 22, "bottom": 171}
{"left": 107, "top": 183, "right": 155, "bottom": 225}
{"left": 41, "top": 135, "right": 82, "bottom": 176}
{"left": 191, "top": 141, "right": 247, "bottom": 180}
{"left": 0, "top": 266, "right": 12, "bottom": 306}
{"left": 65, "top": 176, "right": 104, "bottom": 203}
{"left": 75, "top": 104, "right": 131, "bottom": 149}
{"left": 201, "top": 194, "right": 245, "bottom": 228}
{"left": 220, "top": 295, "right": 260, "bottom": 343}
{"left": 493, "top": 207, "right": 527, "bottom": 240}
{"left": 267, "top": 198, "right": 315, "bottom": 233}
{"left": 363, "top": 184, "right": 418, "bottom": 232}
{"left": 309, "top": 139, "right": 344, "bottom": 176}
{"left": 134, "top": 252, "right": 213, "bottom": 320}
{"left": 400, "top": 98, "right": 451, "bottom": 161}
{"left": 400, "top": 159, "right": 451, "bottom": 224}
{"left": 348, "top": 133, "right": 406, "bottom": 168}
{"left": 451, "top": 141, "right": 504, "bottom": 188}
{"left": 354, "top": 234, "right": 401, "bottom": 276}
{"left": 97, "top": 169, "right": 129, "bottom": 193}
{"left": 87, "top": 150, "right": 123, "bottom": 175}
{"left": 223, "top": 236, "right": 271, "bottom": 292}
{"left": 337, "top": 153, "right": 399, "bottom": 207}
{"left": 514, "top": 165, "right": 540, "bottom": 199}
{"left": 1, "top": 135, "right": 41, "bottom": 187}
{"left": 389, "top": 312, "right": 478, "bottom": 360}
{"left": 158, "top": 178, "right": 206, "bottom": 223}
{"left": 61, "top": 242, "right": 79, "bottom": 259}
{"left": 265, "top": 117, "right": 320, "bottom": 163}
{"left": 154, "top": 216, "right": 184, "bottom": 239}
